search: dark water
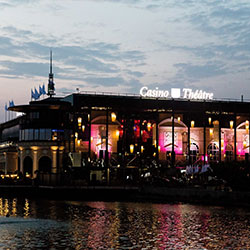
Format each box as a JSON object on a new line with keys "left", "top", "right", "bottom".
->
{"left": 0, "top": 198, "right": 250, "bottom": 249}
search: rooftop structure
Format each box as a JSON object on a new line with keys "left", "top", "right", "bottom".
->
{"left": 0, "top": 90, "right": 250, "bottom": 185}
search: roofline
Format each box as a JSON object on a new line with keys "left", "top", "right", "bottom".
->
{"left": 66, "top": 92, "right": 250, "bottom": 105}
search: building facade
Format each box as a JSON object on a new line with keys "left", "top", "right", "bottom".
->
{"left": 0, "top": 92, "right": 250, "bottom": 183}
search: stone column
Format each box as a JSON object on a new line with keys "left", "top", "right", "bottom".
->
{"left": 19, "top": 147, "right": 24, "bottom": 173}
{"left": 171, "top": 111, "right": 175, "bottom": 166}
{"left": 59, "top": 146, "right": 64, "bottom": 170}
{"left": 51, "top": 146, "right": 58, "bottom": 174}
{"left": 31, "top": 147, "right": 38, "bottom": 177}
{"left": 156, "top": 116, "right": 159, "bottom": 162}
{"left": 188, "top": 120, "right": 191, "bottom": 164}
{"left": 234, "top": 114, "right": 237, "bottom": 161}
{"left": 203, "top": 119, "right": 206, "bottom": 164}
{"left": 248, "top": 115, "right": 250, "bottom": 161}
{"left": 219, "top": 117, "right": 221, "bottom": 162}
{"left": 105, "top": 108, "right": 109, "bottom": 165}
{"left": 4, "top": 152, "right": 7, "bottom": 175}
{"left": 88, "top": 110, "right": 91, "bottom": 161}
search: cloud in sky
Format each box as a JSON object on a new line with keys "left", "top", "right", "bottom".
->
{"left": 0, "top": 0, "right": 250, "bottom": 121}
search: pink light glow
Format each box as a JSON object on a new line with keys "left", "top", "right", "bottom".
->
{"left": 237, "top": 142, "right": 245, "bottom": 156}
{"left": 159, "top": 139, "right": 166, "bottom": 152}
{"left": 159, "top": 131, "right": 183, "bottom": 154}
{"left": 201, "top": 155, "right": 208, "bottom": 162}
{"left": 91, "top": 124, "right": 113, "bottom": 158}
{"left": 238, "top": 147, "right": 245, "bottom": 155}
{"left": 175, "top": 142, "right": 183, "bottom": 154}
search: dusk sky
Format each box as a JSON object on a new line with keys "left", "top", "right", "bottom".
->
{"left": 0, "top": 0, "right": 250, "bottom": 121}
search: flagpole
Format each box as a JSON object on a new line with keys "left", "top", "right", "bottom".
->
{"left": 4, "top": 103, "right": 7, "bottom": 122}
{"left": 10, "top": 105, "right": 12, "bottom": 120}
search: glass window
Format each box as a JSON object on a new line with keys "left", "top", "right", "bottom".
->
{"left": 34, "top": 129, "right": 39, "bottom": 140}
{"left": 24, "top": 129, "right": 29, "bottom": 141}
{"left": 40, "top": 129, "right": 46, "bottom": 140}
{"left": 29, "top": 112, "right": 39, "bottom": 119}
{"left": 45, "top": 129, "right": 51, "bottom": 140}
{"left": 21, "top": 128, "right": 52, "bottom": 141}
{"left": 186, "top": 143, "right": 199, "bottom": 163}
{"left": 28, "top": 129, "right": 33, "bottom": 140}
{"left": 207, "top": 143, "right": 219, "bottom": 162}
{"left": 22, "top": 130, "right": 24, "bottom": 141}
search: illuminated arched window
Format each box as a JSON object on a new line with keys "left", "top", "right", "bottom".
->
{"left": 207, "top": 143, "right": 219, "bottom": 162}
{"left": 186, "top": 143, "right": 199, "bottom": 163}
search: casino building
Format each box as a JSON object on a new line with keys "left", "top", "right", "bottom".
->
{"left": 0, "top": 55, "right": 250, "bottom": 184}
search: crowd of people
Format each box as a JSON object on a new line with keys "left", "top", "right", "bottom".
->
{"left": 185, "top": 164, "right": 212, "bottom": 175}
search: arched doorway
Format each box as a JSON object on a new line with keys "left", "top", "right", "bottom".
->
{"left": 225, "top": 144, "right": 233, "bottom": 162}
{"left": 207, "top": 143, "right": 219, "bottom": 162}
{"left": 159, "top": 118, "right": 187, "bottom": 163}
{"left": 91, "top": 115, "right": 121, "bottom": 160}
{"left": 189, "top": 143, "right": 199, "bottom": 163}
{"left": 23, "top": 156, "right": 33, "bottom": 177}
{"left": 38, "top": 156, "right": 52, "bottom": 173}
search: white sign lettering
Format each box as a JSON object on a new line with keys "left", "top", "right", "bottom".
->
{"left": 139, "top": 86, "right": 213, "bottom": 100}
{"left": 140, "top": 86, "right": 169, "bottom": 98}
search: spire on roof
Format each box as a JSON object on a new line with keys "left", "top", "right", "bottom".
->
{"left": 47, "top": 50, "right": 55, "bottom": 97}
{"left": 50, "top": 50, "right": 53, "bottom": 75}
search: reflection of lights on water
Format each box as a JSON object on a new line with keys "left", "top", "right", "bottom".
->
{"left": 0, "top": 198, "right": 17, "bottom": 216}
{"left": 0, "top": 199, "right": 247, "bottom": 249}
{"left": 24, "top": 198, "right": 30, "bottom": 217}
{"left": 2, "top": 199, "right": 9, "bottom": 216}
{"left": 0, "top": 198, "right": 3, "bottom": 216}
{"left": 12, "top": 198, "right": 17, "bottom": 216}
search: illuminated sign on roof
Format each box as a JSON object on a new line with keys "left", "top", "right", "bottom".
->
{"left": 139, "top": 87, "right": 214, "bottom": 100}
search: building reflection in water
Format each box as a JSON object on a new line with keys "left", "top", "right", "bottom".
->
{"left": 0, "top": 198, "right": 3, "bottom": 216}
{"left": 11, "top": 198, "right": 17, "bottom": 217}
{"left": 24, "top": 198, "right": 30, "bottom": 218}
{"left": 0, "top": 199, "right": 250, "bottom": 249}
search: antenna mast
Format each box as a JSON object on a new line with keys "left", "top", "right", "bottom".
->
{"left": 47, "top": 50, "right": 55, "bottom": 97}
